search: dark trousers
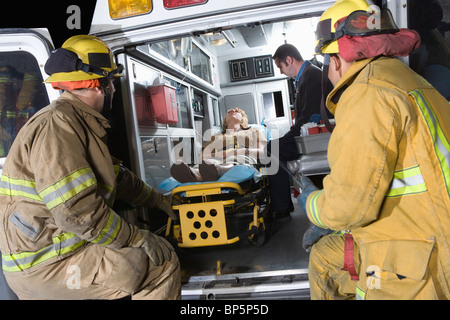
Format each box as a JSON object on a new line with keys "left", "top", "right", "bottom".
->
{"left": 266, "top": 132, "right": 300, "bottom": 213}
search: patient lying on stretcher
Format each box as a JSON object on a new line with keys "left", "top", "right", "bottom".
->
{"left": 171, "top": 108, "right": 267, "bottom": 183}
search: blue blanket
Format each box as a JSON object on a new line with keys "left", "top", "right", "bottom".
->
{"left": 158, "top": 164, "right": 262, "bottom": 193}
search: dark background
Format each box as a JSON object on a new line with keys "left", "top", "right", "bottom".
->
{"left": 1, "top": 1, "right": 97, "bottom": 48}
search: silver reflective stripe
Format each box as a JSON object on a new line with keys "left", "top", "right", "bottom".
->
{"left": 411, "top": 89, "right": 450, "bottom": 198}
{"left": 0, "top": 176, "right": 41, "bottom": 201}
{"left": 92, "top": 211, "right": 121, "bottom": 246}
{"left": 386, "top": 166, "right": 427, "bottom": 197}
{"left": 0, "top": 180, "right": 39, "bottom": 196}
{"left": 10, "top": 212, "right": 40, "bottom": 239}
{"left": 2, "top": 233, "right": 86, "bottom": 272}
{"left": 40, "top": 170, "right": 96, "bottom": 205}
{"left": 389, "top": 174, "right": 424, "bottom": 189}
{"left": 2, "top": 242, "right": 55, "bottom": 270}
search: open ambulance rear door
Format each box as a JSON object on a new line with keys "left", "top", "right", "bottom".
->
{"left": 0, "top": 28, "right": 59, "bottom": 300}
{"left": 0, "top": 29, "right": 59, "bottom": 168}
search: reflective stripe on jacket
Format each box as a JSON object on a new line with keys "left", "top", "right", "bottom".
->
{"left": 0, "top": 91, "right": 154, "bottom": 272}
{"left": 306, "top": 57, "right": 450, "bottom": 295}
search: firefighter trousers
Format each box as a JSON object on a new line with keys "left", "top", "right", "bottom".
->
{"left": 4, "top": 243, "right": 181, "bottom": 300}
{"left": 309, "top": 235, "right": 447, "bottom": 300}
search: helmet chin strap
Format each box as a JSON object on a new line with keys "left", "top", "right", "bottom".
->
{"left": 320, "top": 54, "right": 334, "bottom": 133}
{"left": 99, "top": 78, "right": 113, "bottom": 119}
{"left": 101, "top": 91, "right": 112, "bottom": 119}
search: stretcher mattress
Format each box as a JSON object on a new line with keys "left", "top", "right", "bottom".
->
{"left": 158, "top": 164, "right": 262, "bottom": 192}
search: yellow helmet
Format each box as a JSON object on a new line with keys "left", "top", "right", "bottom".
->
{"left": 44, "top": 35, "right": 123, "bottom": 83}
{"left": 314, "top": 0, "right": 398, "bottom": 55}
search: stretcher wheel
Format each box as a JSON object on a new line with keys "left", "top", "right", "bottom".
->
{"left": 247, "top": 224, "right": 265, "bottom": 247}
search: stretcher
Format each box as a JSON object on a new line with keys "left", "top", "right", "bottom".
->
{"left": 158, "top": 164, "right": 270, "bottom": 248}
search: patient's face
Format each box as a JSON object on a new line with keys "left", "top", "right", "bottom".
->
{"left": 226, "top": 108, "right": 243, "bottom": 127}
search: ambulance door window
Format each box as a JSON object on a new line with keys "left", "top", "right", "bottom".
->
{"left": 140, "top": 136, "right": 170, "bottom": 188}
{"left": 148, "top": 39, "right": 189, "bottom": 70}
{"left": 211, "top": 97, "right": 220, "bottom": 127}
{"left": 190, "top": 42, "right": 212, "bottom": 84}
{"left": 164, "top": 77, "right": 192, "bottom": 129}
{"left": 262, "top": 91, "right": 284, "bottom": 119}
{"left": 0, "top": 51, "right": 49, "bottom": 160}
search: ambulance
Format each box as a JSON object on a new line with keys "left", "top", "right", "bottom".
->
{"left": 0, "top": 0, "right": 447, "bottom": 300}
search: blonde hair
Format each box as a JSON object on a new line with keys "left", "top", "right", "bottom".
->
{"left": 222, "top": 108, "right": 249, "bottom": 133}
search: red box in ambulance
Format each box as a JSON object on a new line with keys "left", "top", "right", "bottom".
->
{"left": 148, "top": 84, "right": 178, "bottom": 124}
{"left": 134, "top": 87, "right": 155, "bottom": 126}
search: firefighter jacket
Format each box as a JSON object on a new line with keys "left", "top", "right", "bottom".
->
{"left": 305, "top": 57, "right": 450, "bottom": 298}
{"left": 0, "top": 91, "right": 156, "bottom": 273}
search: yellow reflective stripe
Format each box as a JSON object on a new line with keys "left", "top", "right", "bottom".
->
{"left": 23, "top": 73, "right": 39, "bottom": 81}
{"left": 132, "top": 183, "right": 152, "bottom": 205}
{"left": 1, "top": 232, "right": 86, "bottom": 272}
{"left": 332, "top": 230, "right": 346, "bottom": 236}
{"left": 356, "top": 286, "right": 366, "bottom": 300}
{"left": 2, "top": 212, "right": 122, "bottom": 272}
{"left": 308, "top": 190, "right": 327, "bottom": 228}
{"left": 0, "top": 110, "right": 30, "bottom": 118}
{"left": 91, "top": 210, "right": 122, "bottom": 246}
{"left": 114, "top": 164, "right": 120, "bottom": 178}
{"left": 411, "top": 89, "right": 450, "bottom": 197}
{"left": 0, "top": 175, "right": 42, "bottom": 201}
{"left": 386, "top": 165, "right": 427, "bottom": 197}
{"left": 39, "top": 167, "right": 96, "bottom": 210}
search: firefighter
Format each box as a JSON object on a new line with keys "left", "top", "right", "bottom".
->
{"left": 0, "top": 35, "right": 181, "bottom": 299}
{"left": 299, "top": 0, "right": 450, "bottom": 299}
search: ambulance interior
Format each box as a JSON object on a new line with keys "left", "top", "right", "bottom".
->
{"left": 107, "top": 13, "right": 325, "bottom": 299}
{"left": 114, "top": 16, "right": 322, "bottom": 187}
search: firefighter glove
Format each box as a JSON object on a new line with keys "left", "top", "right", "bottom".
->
{"left": 302, "top": 223, "right": 334, "bottom": 252}
{"left": 128, "top": 227, "right": 174, "bottom": 266}
{"left": 157, "top": 193, "right": 178, "bottom": 221}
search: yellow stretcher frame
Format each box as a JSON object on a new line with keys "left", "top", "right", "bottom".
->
{"left": 165, "top": 178, "right": 268, "bottom": 248}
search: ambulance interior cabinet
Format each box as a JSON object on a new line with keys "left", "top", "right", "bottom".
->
{"left": 149, "top": 84, "right": 178, "bottom": 124}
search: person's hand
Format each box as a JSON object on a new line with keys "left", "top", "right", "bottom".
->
{"left": 128, "top": 228, "right": 174, "bottom": 266}
{"left": 157, "top": 193, "right": 178, "bottom": 221}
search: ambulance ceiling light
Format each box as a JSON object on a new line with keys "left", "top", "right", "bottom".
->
{"left": 202, "top": 30, "right": 236, "bottom": 47}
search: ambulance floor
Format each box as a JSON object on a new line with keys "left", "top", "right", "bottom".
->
{"left": 177, "top": 194, "right": 310, "bottom": 281}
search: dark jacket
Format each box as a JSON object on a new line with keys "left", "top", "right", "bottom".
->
{"left": 289, "top": 63, "right": 333, "bottom": 136}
